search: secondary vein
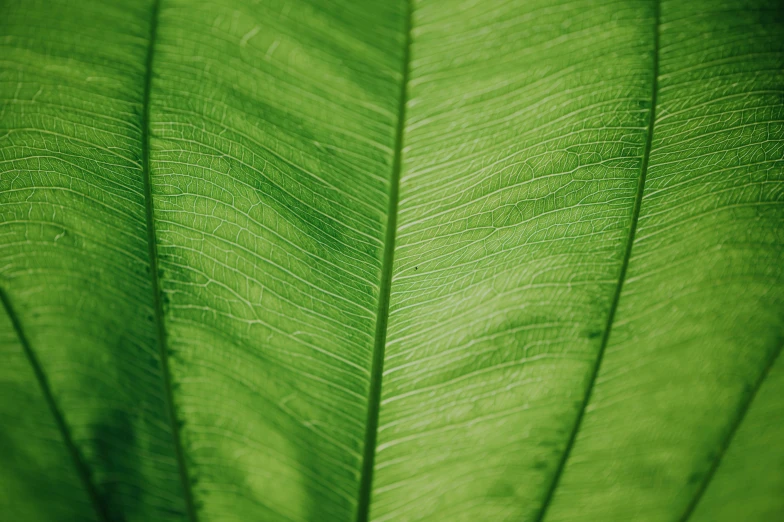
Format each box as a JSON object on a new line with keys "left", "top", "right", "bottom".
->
{"left": 141, "top": 1, "right": 198, "bottom": 520}
{"left": 356, "top": 3, "right": 412, "bottom": 521}
{"left": 532, "top": 2, "right": 661, "bottom": 520}
{"left": 678, "top": 341, "right": 784, "bottom": 521}
{"left": 0, "top": 288, "right": 111, "bottom": 522}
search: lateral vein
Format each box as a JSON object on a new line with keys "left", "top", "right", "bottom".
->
{"left": 532, "top": 1, "right": 662, "bottom": 520}
{"left": 141, "top": 1, "right": 198, "bottom": 520}
{"left": 678, "top": 341, "right": 784, "bottom": 522}
{"left": 356, "top": 3, "right": 413, "bottom": 521}
{"left": 0, "top": 288, "right": 111, "bottom": 522}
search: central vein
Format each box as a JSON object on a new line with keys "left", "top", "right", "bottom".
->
{"left": 140, "top": 0, "right": 198, "bottom": 520}
{"left": 532, "top": 1, "right": 662, "bottom": 520}
{"left": 356, "top": 2, "right": 413, "bottom": 521}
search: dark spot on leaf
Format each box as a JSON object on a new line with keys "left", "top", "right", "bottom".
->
{"left": 487, "top": 478, "right": 516, "bottom": 498}
{"left": 90, "top": 410, "right": 139, "bottom": 522}
{"left": 587, "top": 329, "right": 602, "bottom": 340}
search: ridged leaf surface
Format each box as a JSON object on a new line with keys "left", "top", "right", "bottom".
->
{"left": 0, "top": 0, "right": 781, "bottom": 521}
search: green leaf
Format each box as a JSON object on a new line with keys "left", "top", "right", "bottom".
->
{"left": 0, "top": 0, "right": 781, "bottom": 521}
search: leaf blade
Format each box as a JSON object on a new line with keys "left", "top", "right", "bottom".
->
{"left": 146, "top": 1, "right": 406, "bottom": 519}
{"left": 690, "top": 347, "right": 784, "bottom": 521}
{"left": 0, "top": 0, "right": 189, "bottom": 519}
{"left": 372, "top": 1, "right": 658, "bottom": 520}
{"left": 0, "top": 290, "right": 99, "bottom": 522}
{"left": 0, "top": 1, "right": 781, "bottom": 521}
{"left": 543, "top": 1, "right": 784, "bottom": 520}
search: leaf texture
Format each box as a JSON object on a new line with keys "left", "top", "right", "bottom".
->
{"left": 0, "top": 0, "right": 782, "bottom": 521}
{"left": 0, "top": 1, "right": 188, "bottom": 520}
{"left": 543, "top": 2, "right": 784, "bottom": 520}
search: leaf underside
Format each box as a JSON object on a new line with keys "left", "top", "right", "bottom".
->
{"left": 0, "top": 0, "right": 782, "bottom": 521}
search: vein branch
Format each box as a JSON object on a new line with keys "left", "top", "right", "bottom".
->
{"left": 141, "top": 1, "right": 198, "bottom": 520}
{"left": 356, "top": 3, "right": 412, "bottom": 521}
{"left": 0, "top": 288, "right": 111, "bottom": 522}
{"left": 532, "top": 2, "right": 661, "bottom": 520}
{"left": 678, "top": 341, "right": 784, "bottom": 521}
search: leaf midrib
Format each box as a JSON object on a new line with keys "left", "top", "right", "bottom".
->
{"left": 141, "top": 0, "right": 198, "bottom": 521}
{"left": 532, "top": 2, "right": 782, "bottom": 521}
{"left": 0, "top": 289, "right": 111, "bottom": 522}
{"left": 355, "top": 2, "right": 413, "bottom": 521}
{"left": 532, "top": 2, "right": 662, "bottom": 520}
{"left": 5, "top": 2, "right": 780, "bottom": 521}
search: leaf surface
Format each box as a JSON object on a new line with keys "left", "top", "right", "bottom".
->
{"left": 1, "top": 1, "right": 188, "bottom": 520}
{"left": 0, "top": 0, "right": 781, "bottom": 521}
